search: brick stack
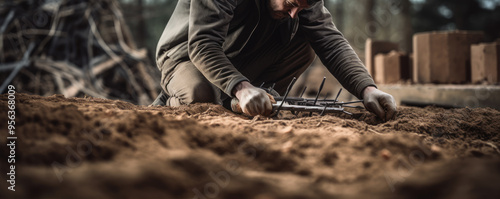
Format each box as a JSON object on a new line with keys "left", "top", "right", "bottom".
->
{"left": 413, "top": 31, "right": 484, "bottom": 83}
{"left": 365, "top": 39, "right": 399, "bottom": 79}
{"left": 374, "top": 51, "right": 411, "bottom": 84}
{"left": 471, "top": 42, "right": 500, "bottom": 84}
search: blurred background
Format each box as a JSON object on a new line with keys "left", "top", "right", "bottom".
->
{"left": 117, "top": 0, "right": 500, "bottom": 61}
{"left": 1, "top": 0, "right": 500, "bottom": 107}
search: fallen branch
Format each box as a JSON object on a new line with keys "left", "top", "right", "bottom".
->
{"left": 0, "top": 0, "right": 160, "bottom": 105}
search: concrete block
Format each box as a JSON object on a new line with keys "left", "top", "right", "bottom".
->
{"left": 374, "top": 51, "right": 410, "bottom": 84}
{"left": 413, "top": 31, "right": 484, "bottom": 83}
{"left": 379, "top": 84, "right": 500, "bottom": 110}
{"left": 471, "top": 42, "right": 500, "bottom": 83}
{"left": 365, "top": 39, "right": 399, "bottom": 79}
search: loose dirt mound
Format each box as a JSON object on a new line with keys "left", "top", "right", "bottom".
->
{"left": 1, "top": 93, "right": 499, "bottom": 199}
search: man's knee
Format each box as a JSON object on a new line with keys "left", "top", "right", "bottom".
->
{"left": 183, "top": 81, "right": 218, "bottom": 104}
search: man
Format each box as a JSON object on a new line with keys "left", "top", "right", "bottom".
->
{"left": 153, "top": 0, "right": 397, "bottom": 121}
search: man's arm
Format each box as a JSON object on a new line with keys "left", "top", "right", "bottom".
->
{"left": 188, "top": 0, "right": 271, "bottom": 116}
{"left": 298, "top": 1, "right": 396, "bottom": 120}
{"left": 298, "top": 1, "right": 374, "bottom": 99}
{"left": 188, "top": 0, "right": 248, "bottom": 97}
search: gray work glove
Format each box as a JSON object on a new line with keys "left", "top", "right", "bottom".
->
{"left": 362, "top": 86, "right": 397, "bottom": 121}
{"left": 232, "top": 81, "right": 273, "bottom": 116}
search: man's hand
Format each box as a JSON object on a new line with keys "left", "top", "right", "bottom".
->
{"left": 362, "top": 86, "right": 397, "bottom": 121}
{"left": 233, "top": 81, "right": 272, "bottom": 116}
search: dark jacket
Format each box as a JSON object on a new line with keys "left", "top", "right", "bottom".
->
{"left": 156, "top": 0, "right": 375, "bottom": 99}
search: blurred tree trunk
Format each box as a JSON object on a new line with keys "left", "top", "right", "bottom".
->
{"left": 451, "top": 1, "right": 464, "bottom": 29}
{"left": 401, "top": 0, "right": 413, "bottom": 53}
{"left": 324, "top": 0, "right": 344, "bottom": 31}
{"left": 366, "top": 0, "right": 375, "bottom": 37}
{"left": 335, "top": 0, "right": 344, "bottom": 31}
{"left": 339, "top": 0, "right": 375, "bottom": 61}
{"left": 136, "top": 0, "right": 147, "bottom": 48}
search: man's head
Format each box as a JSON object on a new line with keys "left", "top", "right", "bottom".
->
{"left": 268, "top": 0, "right": 321, "bottom": 19}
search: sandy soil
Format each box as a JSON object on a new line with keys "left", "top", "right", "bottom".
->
{"left": 1, "top": 93, "right": 500, "bottom": 199}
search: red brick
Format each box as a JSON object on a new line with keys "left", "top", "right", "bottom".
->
{"left": 365, "top": 39, "right": 399, "bottom": 79}
{"left": 471, "top": 42, "right": 500, "bottom": 83}
{"left": 374, "top": 51, "right": 410, "bottom": 84}
{"left": 413, "top": 31, "right": 484, "bottom": 83}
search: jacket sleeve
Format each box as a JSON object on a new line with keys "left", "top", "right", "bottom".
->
{"left": 188, "top": 0, "right": 249, "bottom": 97}
{"left": 298, "top": 1, "right": 376, "bottom": 99}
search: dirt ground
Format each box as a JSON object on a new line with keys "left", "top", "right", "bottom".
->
{"left": 1, "top": 93, "right": 500, "bottom": 199}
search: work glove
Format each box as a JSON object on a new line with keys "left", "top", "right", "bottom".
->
{"left": 231, "top": 93, "right": 276, "bottom": 115}
{"left": 232, "top": 81, "right": 273, "bottom": 116}
{"left": 362, "top": 86, "right": 397, "bottom": 121}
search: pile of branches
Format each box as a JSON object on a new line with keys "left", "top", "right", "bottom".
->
{"left": 0, "top": 0, "right": 159, "bottom": 105}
